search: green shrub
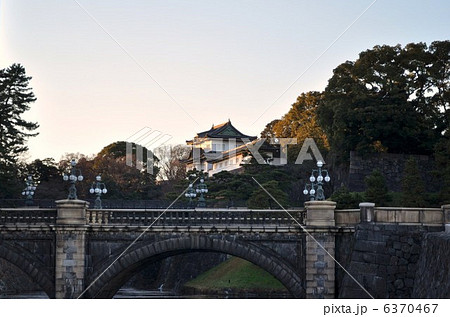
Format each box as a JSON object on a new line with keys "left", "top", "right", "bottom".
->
{"left": 364, "top": 170, "right": 391, "bottom": 206}
{"left": 247, "top": 180, "right": 289, "bottom": 209}
{"left": 401, "top": 157, "right": 426, "bottom": 207}
{"left": 330, "top": 186, "right": 365, "bottom": 209}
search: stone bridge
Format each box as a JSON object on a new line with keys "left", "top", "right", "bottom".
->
{"left": 0, "top": 201, "right": 448, "bottom": 299}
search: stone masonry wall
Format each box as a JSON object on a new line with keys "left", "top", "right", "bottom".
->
{"left": 306, "top": 233, "right": 335, "bottom": 299}
{"left": 335, "top": 234, "right": 355, "bottom": 295}
{"left": 0, "top": 258, "right": 41, "bottom": 295}
{"left": 347, "top": 151, "right": 437, "bottom": 192}
{"left": 339, "top": 223, "right": 443, "bottom": 299}
{"left": 412, "top": 232, "right": 450, "bottom": 298}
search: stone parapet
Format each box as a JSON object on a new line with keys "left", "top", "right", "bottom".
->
{"left": 335, "top": 209, "right": 360, "bottom": 226}
{"left": 374, "top": 207, "right": 443, "bottom": 225}
{"left": 443, "top": 205, "right": 450, "bottom": 224}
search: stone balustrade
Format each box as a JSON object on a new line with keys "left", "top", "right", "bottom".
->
{"left": 0, "top": 208, "right": 57, "bottom": 224}
{"left": 1, "top": 204, "right": 447, "bottom": 228}
{"left": 85, "top": 208, "right": 305, "bottom": 227}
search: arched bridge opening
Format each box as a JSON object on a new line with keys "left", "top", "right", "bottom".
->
{"left": 84, "top": 235, "right": 305, "bottom": 299}
{"left": 0, "top": 243, "right": 53, "bottom": 298}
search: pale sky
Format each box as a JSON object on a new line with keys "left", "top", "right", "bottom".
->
{"left": 1, "top": 0, "right": 449, "bottom": 161}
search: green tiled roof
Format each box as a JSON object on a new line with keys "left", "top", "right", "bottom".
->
{"left": 195, "top": 120, "right": 256, "bottom": 140}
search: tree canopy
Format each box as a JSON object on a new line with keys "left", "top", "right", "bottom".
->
{"left": 401, "top": 157, "right": 426, "bottom": 207}
{"left": 0, "top": 64, "right": 39, "bottom": 198}
{"left": 317, "top": 41, "right": 449, "bottom": 159}
{"left": 268, "top": 92, "right": 329, "bottom": 149}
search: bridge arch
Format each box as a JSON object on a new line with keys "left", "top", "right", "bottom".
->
{"left": 86, "top": 235, "right": 304, "bottom": 298}
{"left": 0, "top": 243, "right": 53, "bottom": 298}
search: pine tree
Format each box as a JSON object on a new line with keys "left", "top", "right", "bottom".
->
{"left": 434, "top": 132, "right": 450, "bottom": 204}
{"left": 247, "top": 180, "right": 288, "bottom": 209}
{"left": 0, "top": 64, "right": 39, "bottom": 198}
{"left": 401, "top": 157, "right": 426, "bottom": 207}
{"left": 364, "top": 170, "right": 391, "bottom": 206}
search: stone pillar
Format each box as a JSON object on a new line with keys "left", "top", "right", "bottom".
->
{"left": 54, "top": 199, "right": 89, "bottom": 299}
{"left": 359, "top": 202, "right": 375, "bottom": 223}
{"left": 305, "top": 200, "right": 336, "bottom": 227}
{"left": 443, "top": 204, "right": 450, "bottom": 233}
{"left": 304, "top": 200, "right": 336, "bottom": 299}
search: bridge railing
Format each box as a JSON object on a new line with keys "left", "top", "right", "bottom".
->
{"left": 86, "top": 208, "right": 305, "bottom": 227}
{"left": 374, "top": 207, "right": 443, "bottom": 225}
{"left": 0, "top": 208, "right": 57, "bottom": 224}
{"left": 334, "top": 206, "right": 445, "bottom": 226}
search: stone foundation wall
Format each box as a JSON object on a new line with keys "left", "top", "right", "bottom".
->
{"left": 347, "top": 151, "right": 437, "bottom": 192}
{"left": 339, "top": 223, "right": 443, "bottom": 298}
{"left": 412, "top": 232, "right": 450, "bottom": 298}
{"left": 335, "top": 234, "right": 355, "bottom": 295}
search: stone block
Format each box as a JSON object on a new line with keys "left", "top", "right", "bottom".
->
{"left": 398, "top": 258, "right": 408, "bottom": 266}
{"left": 354, "top": 240, "right": 386, "bottom": 253}
{"left": 397, "top": 265, "right": 408, "bottom": 273}
{"left": 421, "top": 209, "right": 444, "bottom": 224}
{"left": 375, "top": 254, "right": 391, "bottom": 265}
{"left": 404, "top": 278, "right": 414, "bottom": 288}
{"left": 306, "top": 267, "right": 317, "bottom": 275}
{"left": 327, "top": 260, "right": 335, "bottom": 268}
{"left": 325, "top": 281, "right": 335, "bottom": 288}
{"left": 63, "top": 259, "right": 76, "bottom": 267}
{"left": 351, "top": 262, "right": 378, "bottom": 275}
{"left": 389, "top": 256, "right": 398, "bottom": 265}
{"left": 394, "top": 279, "right": 404, "bottom": 289}
{"left": 314, "top": 261, "right": 326, "bottom": 269}
{"left": 362, "top": 253, "right": 376, "bottom": 263}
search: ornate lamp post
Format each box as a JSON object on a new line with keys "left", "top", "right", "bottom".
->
{"left": 22, "top": 175, "right": 38, "bottom": 206}
{"left": 63, "top": 159, "right": 83, "bottom": 200}
{"left": 195, "top": 176, "right": 208, "bottom": 208}
{"left": 184, "top": 183, "right": 197, "bottom": 208}
{"left": 303, "top": 160, "right": 331, "bottom": 201}
{"left": 89, "top": 175, "right": 107, "bottom": 209}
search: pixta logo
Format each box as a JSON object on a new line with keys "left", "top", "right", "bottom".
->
{"left": 125, "top": 127, "right": 172, "bottom": 174}
{"left": 191, "top": 137, "right": 324, "bottom": 166}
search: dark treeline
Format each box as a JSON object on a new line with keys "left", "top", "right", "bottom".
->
{"left": 1, "top": 41, "right": 449, "bottom": 207}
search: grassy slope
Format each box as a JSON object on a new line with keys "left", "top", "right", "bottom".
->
{"left": 184, "top": 256, "right": 287, "bottom": 291}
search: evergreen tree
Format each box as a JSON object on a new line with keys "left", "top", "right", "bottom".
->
{"left": 434, "top": 131, "right": 450, "bottom": 204}
{"left": 317, "top": 41, "right": 449, "bottom": 160}
{"left": 92, "top": 142, "right": 161, "bottom": 200}
{"left": 401, "top": 157, "right": 426, "bottom": 207}
{"left": 247, "top": 180, "right": 288, "bottom": 209}
{"left": 364, "top": 170, "right": 391, "bottom": 206}
{"left": 330, "top": 186, "right": 364, "bottom": 209}
{"left": 0, "top": 64, "right": 39, "bottom": 198}
{"left": 262, "top": 92, "right": 329, "bottom": 151}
